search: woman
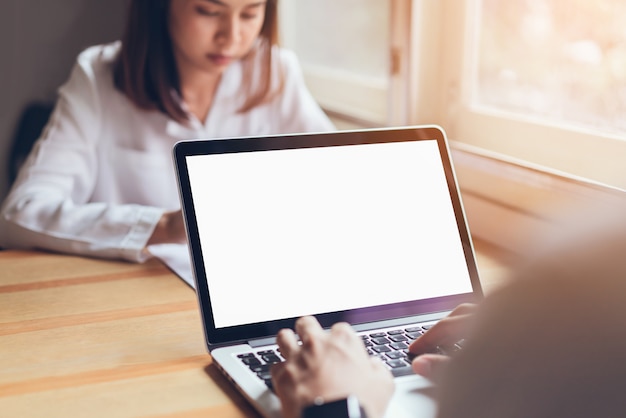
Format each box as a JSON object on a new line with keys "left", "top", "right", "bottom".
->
{"left": 0, "top": 0, "right": 334, "bottom": 262}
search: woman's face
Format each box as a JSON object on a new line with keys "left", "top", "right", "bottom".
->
{"left": 168, "top": 0, "right": 267, "bottom": 76}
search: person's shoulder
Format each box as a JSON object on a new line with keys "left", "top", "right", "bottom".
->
{"left": 272, "top": 46, "right": 301, "bottom": 72}
{"left": 75, "top": 41, "right": 121, "bottom": 76}
{"left": 270, "top": 46, "right": 306, "bottom": 89}
{"left": 57, "top": 41, "right": 121, "bottom": 101}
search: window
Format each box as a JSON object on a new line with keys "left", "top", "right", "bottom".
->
{"left": 436, "top": 0, "right": 626, "bottom": 189}
{"left": 474, "top": 0, "right": 626, "bottom": 136}
{"left": 279, "top": 0, "right": 412, "bottom": 126}
{"left": 281, "top": 1, "right": 626, "bottom": 190}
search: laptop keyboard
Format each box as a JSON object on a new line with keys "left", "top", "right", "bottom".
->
{"left": 237, "top": 323, "right": 459, "bottom": 390}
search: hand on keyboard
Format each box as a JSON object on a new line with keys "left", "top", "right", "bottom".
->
{"left": 271, "top": 316, "right": 394, "bottom": 418}
{"left": 408, "top": 303, "right": 478, "bottom": 383}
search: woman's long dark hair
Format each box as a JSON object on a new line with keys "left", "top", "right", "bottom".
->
{"left": 113, "top": 0, "right": 280, "bottom": 123}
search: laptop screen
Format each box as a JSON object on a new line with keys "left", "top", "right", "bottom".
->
{"left": 175, "top": 127, "right": 482, "bottom": 344}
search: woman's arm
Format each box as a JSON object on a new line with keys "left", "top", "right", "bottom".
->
{"left": 0, "top": 45, "right": 166, "bottom": 262}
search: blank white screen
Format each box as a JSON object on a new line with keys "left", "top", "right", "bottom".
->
{"left": 187, "top": 140, "right": 473, "bottom": 328}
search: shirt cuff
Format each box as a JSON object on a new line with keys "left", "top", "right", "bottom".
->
{"left": 120, "top": 206, "right": 165, "bottom": 262}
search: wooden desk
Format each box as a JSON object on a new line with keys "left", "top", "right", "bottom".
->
{"left": 0, "top": 250, "right": 258, "bottom": 417}
{"left": 0, "top": 244, "right": 510, "bottom": 417}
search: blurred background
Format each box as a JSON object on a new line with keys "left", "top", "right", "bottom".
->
{"left": 0, "top": 0, "right": 126, "bottom": 202}
{"left": 1, "top": 0, "right": 625, "bottom": 261}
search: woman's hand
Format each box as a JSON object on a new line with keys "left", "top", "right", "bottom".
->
{"left": 147, "top": 210, "right": 187, "bottom": 246}
{"left": 271, "top": 316, "right": 394, "bottom": 418}
{"left": 408, "top": 303, "right": 478, "bottom": 383}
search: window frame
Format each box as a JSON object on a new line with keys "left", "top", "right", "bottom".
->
{"left": 280, "top": 0, "right": 626, "bottom": 191}
{"left": 428, "top": 0, "right": 626, "bottom": 190}
{"left": 278, "top": 0, "right": 413, "bottom": 127}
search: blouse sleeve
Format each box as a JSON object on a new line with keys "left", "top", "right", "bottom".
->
{"left": 272, "top": 49, "right": 336, "bottom": 134}
{"left": 0, "top": 48, "right": 164, "bottom": 262}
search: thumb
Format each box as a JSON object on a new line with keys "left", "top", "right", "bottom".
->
{"left": 411, "top": 354, "right": 451, "bottom": 384}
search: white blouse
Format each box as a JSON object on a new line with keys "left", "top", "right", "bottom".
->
{"left": 0, "top": 42, "right": 335, "bottom": 262}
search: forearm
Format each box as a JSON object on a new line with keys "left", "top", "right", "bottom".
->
{"left": 0, "top": 194, "right": 163, "bottom": 262}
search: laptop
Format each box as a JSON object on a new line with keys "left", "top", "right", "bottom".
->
{"left": 173, "top": 125, "right": 482, "bottom": 418}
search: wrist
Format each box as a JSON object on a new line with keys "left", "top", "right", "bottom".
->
{"left": 146, "top": 213, "right": 168, "bottom": 246}
{"left": 302, "top": 395, "right": 368, "bottom": 418}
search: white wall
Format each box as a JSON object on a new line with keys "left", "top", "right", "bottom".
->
{"left": 0, "top": 0, "right": 127, "bottom": 202}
